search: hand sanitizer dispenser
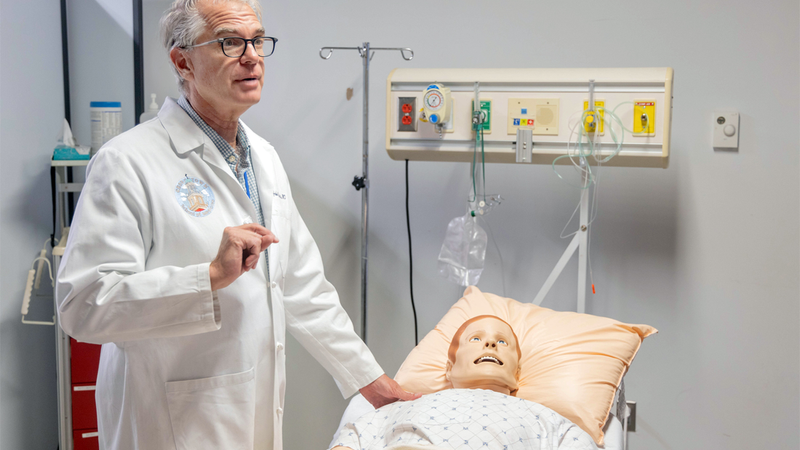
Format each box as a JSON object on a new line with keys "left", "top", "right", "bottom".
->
{"left": 138, "top": 94, "right": 160, "bottom": 124}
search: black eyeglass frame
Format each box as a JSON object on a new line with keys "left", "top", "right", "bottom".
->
{"left": 183, "top": 36, "right": 278, "bottom": 58}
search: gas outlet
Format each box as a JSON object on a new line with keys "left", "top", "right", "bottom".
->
{"left": 633, "top": 100, "right": 656, "bottom": 136}
{"left": 472, "top": 99, "right": 492, "bottom": 134}
{"left": 583, "top": 100, "right": 605, "bottom": 134}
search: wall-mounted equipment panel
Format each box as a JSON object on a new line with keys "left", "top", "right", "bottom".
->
{"left": 385, "top": 68, "right": 674, "bottom": 168}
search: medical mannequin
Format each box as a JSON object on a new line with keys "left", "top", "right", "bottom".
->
{"left": 444, "top": 315, "right": 521, "bottom": 396}
{"left": 329, "top": 315, "right": 597, "bottom": 450}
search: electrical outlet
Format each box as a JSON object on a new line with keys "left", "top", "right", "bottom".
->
{"left": 398, "top": 97, "right": 416, "bottom": 132}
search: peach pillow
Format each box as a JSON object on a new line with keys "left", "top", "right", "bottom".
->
{"left": 393, "top": 286, "right": 656, "bottom": 446}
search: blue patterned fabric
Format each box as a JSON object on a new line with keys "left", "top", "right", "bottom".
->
{"left": 331, "top": 389, "right": 597, "bottom": 450}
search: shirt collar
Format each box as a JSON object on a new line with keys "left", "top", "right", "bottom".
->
{"left": 176, "top": 95, "right": 251, "bottom": 166}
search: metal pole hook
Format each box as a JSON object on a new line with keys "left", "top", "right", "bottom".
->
{"left": 319, "top": 47, "right": 334, "bottom": 59}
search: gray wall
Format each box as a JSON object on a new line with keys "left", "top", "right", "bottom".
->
{"left": 1, "top": 0, "right": 797, "bottom": 449}
{"left": 0, "top": 0, "right": 134, "bottom": 448}
{"left": 0, "top": 0, "right": 64, "bottom": 448}
{"left": 66, "top": 0, "right": 136, "bottom": 148}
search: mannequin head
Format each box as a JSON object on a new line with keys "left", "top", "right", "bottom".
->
{"left": 445, "top": 315, "right": 521, "bottom": 396}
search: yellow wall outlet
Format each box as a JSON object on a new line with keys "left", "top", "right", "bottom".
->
{"left": 583, "top": 100, "right": 605, "bottom": 134}
{"left": 633, "top": 100, "right": 656, "bottom": 136}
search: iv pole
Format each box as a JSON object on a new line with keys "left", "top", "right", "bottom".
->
{"left": 319, "top": 43, "right": 413, "bottom": 342}
{"left": 532, "top": 80, "right": 596, "bottom": 313}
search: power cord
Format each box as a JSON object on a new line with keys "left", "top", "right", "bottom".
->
{"left": 405, "top": 159, "right": 419, "bottom": 345}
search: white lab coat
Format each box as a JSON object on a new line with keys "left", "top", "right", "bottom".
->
{"left": 56, "top": 98, "right": 384, "bottom": 450}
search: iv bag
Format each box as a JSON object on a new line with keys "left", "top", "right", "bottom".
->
{"left": 437, "top": 214, "right": 488, "bottom": 287}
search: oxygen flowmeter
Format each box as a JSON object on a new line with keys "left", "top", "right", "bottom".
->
{"left": 421, "top": 83, "right": 451, "bottom": 127}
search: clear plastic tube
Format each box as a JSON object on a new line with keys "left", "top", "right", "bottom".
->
{"left": 552, "top": 100, "right": 641, "bottom": 187}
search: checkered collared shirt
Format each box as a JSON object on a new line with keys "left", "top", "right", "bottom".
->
{"left": 177, "top": 96, "right": 265, "bottom": 228}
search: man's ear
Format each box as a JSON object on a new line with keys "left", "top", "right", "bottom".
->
{"left": 170, "top": 47, "right": 194, "bottom": 84}
{"left": 444, "top": 360, "right": 452, "bottom": 383}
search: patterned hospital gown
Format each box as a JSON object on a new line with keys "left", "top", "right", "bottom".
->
{"left": 330, "top": 389, "right": 597, "bottom": 450}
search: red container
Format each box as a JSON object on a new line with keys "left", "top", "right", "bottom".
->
{"left": 73, "top": 429, "right": 99, "bottom": 450}
{"left": 71, "top": 383, "right": 98, "bottom": 430}
{"left": 70, "top": 338, "right": 101, "bottom": 384}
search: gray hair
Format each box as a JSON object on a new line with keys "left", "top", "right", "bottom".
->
{"left": 160, "top": 0, "right": 262, "bottom": 95}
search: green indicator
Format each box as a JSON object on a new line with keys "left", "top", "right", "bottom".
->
{"left": 472, "top": 100, "right": 492, "bottom": 132}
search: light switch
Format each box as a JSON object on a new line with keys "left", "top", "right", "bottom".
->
{"left": 713, "top": 111, "right": 739, "bottom": 150}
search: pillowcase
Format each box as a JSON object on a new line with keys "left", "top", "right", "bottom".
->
{"left": 393, "top": 286, "right": 657, "bottom": 446}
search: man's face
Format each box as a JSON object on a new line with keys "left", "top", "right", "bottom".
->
{"left": 182, "top": 1, "right": 265, "bottom": 114}
{"left": 446, "top": 317, "right": 520, "bottom": 393}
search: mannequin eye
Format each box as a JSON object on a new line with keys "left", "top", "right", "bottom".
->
{"left": 498, "top": 339, "right": 507, "bottom": 345}
{"left": 470, "top": 337, "right": 481, "bottom": 342}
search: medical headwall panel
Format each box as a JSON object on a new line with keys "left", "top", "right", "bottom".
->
{"left": 386, "top": 68, "right": 673, "bottom": 168}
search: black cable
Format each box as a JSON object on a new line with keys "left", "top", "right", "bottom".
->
{"left": 60, "top": 0, "right": 75, "bottom": 225}
{"left": 133, "top": 0, "right": 144, "bottom": 123}
{"left": 67, "top": 168, "right": 74, "bottom": 223}
{"left": 60, "top": 0, "right": 70, "bottom": 125}
{"left": 405, "top": 159, "right": 418, "bottom": 345}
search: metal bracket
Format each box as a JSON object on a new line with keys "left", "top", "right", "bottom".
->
{"left": 515, "top": 128, "right": 533, "bottom": 163}
{"left": 626, "top": 401, "right": 636, "bottom": 432}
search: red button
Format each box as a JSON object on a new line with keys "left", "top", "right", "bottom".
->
{"left": 401, "top": 104, "right": 412, "bottom": 113}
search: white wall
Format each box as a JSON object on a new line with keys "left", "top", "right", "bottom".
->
{"left": 1, "top": 0, "right": 796, "bottom": 449}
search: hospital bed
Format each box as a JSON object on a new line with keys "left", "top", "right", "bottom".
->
{"left": 331, "top": 388, "right": 628, "bottom": 450}
{"left": 329, "top": 286, "right": 654, "bottom": 450}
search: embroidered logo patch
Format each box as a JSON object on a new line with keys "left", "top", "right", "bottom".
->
{"left": 174, "top": 175, "right": 215, "bottom": 217}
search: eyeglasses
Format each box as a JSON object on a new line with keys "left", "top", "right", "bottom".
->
{"left": 184, "top": 36, "right": 278, "bottom": 58}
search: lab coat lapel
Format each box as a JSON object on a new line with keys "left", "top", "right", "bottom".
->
{"left": 159, "top": 97, "right": 259, "bottom": 222}
{"left": 248, "top": 133, "right": 276, "bottom": 282}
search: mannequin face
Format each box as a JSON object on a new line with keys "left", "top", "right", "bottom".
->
{"left": 445, "top": 317, "right": 520, "bottom": 395}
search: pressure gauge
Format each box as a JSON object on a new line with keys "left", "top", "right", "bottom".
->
{"left": 422, "top": 83, "right": 451, "bottom": 125}
{"left": 424, "top": 90, "right": 443, "bottom": 109}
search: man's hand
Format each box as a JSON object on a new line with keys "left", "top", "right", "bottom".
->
{"left": 359, "top": 374, "right": 421, "bottom": 409}
{"left": 209, "top": 224, "right": 278, "bottom": 291}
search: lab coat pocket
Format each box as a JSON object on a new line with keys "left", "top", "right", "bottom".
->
{"left": 166, "top": 367, "right": 256, "bottom": 450}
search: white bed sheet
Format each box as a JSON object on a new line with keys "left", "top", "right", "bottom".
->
{"left": 330, "top": 394, "right": 624, "bottom": 450}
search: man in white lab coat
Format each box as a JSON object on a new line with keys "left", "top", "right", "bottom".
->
{"left": 55, "top": 0, "right": 417, "bottom": 449}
